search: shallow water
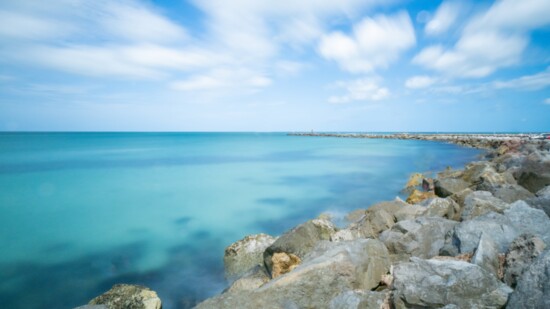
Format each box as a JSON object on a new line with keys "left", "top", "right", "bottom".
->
{"left": 0, "top": 132, "right": 481, "bottom": 308}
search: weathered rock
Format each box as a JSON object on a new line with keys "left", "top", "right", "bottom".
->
{"left": 88, "top": 284, "right": 161, "bottom": 309}
{"left": 504, "top": 234, "right": 546, "bottom": 288}
{"left": 476, "top": 169, "right": 515, "bottom": 192}
{"left": 329, "top": 290, "right": 387, "bottom": 309}
{"left": 391, "top": 258, "right": 512, "bottom": 309}
{"left": 379, "top": 217, "right": 457, "bottom": 259}
{"left": 394, "top": 204, "right": 425, "bottom": 222}
{"left": 461, "top": 161, "right": 495, "bottom": 184}
{"left": 471, "top": 232, "right": 500, "bottom": 277}
{"left": 536, "top": 185, "right": 550, "bottom": 197}
{"left": 271, "top": 252, "right": 301, "bottom": 278}
{"left": 422, "top": 178, "right": 435, "bottom": 192}
{"left": 263, "top": 218, "right": 336, "bottom": 276}
{"left": 225, "top": 265, "right": 270, "bottom": 293}
{"left": 507, "top": 249, "right": 550, "bottom": 309}
{"left": 420, "top": 197, "right": 460, "bottom": 220}
{"left": 331, "top": 228, "right": 362, "bottom": 241}
{"left": 345, "top": 209, "right": 366, "bottom": 223}
{"left": 197, "top": 239, "right": 391, "bottom": 309}
{"left": 448, "top": 188, "right": 474, "bottom": 209}
{"left": 404, "top": 173, "right": 423, "bottom": 191}
{"left": 406, "top": 189, "right": 436, "bottom": 204}
{"left": 514, "top": 152, "right": 550, "bottom": 193}
{"left": 434, "top": 178, "right": 470, "bottom": 198}
{"left": 493, "top": 184, "right": 535, "bottom": 203}
{"left": 444, "top": 201, "right": 550, "bottom": 255}
{"left": 461, "top": 191, "right": 509, "bottom": 220}
{"left": 224, "top": 233, "right": 276, "bottom": 281}
{"left": 351, "top": 199, "right": 407, "bottom": 239}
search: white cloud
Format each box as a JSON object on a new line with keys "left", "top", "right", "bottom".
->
{"left": 0, "top": 10, "right": 74, "bottom": 40}
{"left": 425, "top": 1, "right": 462, "bottom": 36}
{"left": 413, "top": 0, "right": 550, "bottom": 78}
{"left": 492, "top": 67, "right": 550, "bottom": 90}
{"left": 318, "top": 11, "right": 415, "bottom": 73}
{"left": 544, "top": 98, "right": 550, "bottom": 105}
{"left": 328, "top": 78, "right": 389, "bottom": 103}
{"left": 171, "top": 69, "right": 271, "bottom": 91}
{"left": 405, "top": 76, "right": 436, "bottom": 89}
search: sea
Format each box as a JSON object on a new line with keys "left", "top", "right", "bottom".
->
{"left": 0, "top": 132, "right": 482, "bottom": 308}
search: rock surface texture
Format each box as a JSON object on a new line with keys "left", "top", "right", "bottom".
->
{"left": 88, "top": 284, "right": 161, "bottom": 309}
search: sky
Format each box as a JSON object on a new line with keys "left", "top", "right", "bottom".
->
{"left": 0, "top": 0, "right": 549, "bottom": 132}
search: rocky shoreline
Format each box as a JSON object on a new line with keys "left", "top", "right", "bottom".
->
{"left": 77, "top": 133, "right": 550, "bottom": 309}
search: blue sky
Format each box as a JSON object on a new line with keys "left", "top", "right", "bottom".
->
{"left": 0, "top": 0, "right": 549, "bottom": 132}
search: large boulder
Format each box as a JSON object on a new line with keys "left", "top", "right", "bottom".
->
{"left": 443, "top": 201, "right": 550, "bottom": 255}
{"left": 514, "top": 152, "right": 550, "bottom": 193}
{"left": 225, "top": 265, "right": 270, "bottom": 293}
{"left": 507, "top": 250, "right": 550, "bottom": 309}
{"left": 420, "top": 197, "right": 460, "bottom": 220}
{"left": 492, "top": 184, "right": 535, "bottom": 203}
{"left": 350, "top": 199, "right": 407, "bottom": 239}
{"left": 379, "top": 217, "right": 457, "bottom": 259}
{"left": 526, "top": 185, "right": 550, "bottom": 218}
{"left": 88, "top": 284, "right": 161, "bottom": 309}
{"left": 391, "top": 258, "right": 512, "bottom": 309}
{"left": 434, "top": 178, "right": 471, "bottom": 198}
{"left": 504, "top": 234, "right": 546, "bottom": 288}
{"left": 406, "top": 189, "right": 435, "bottom": 204}
{"left": 461, "top": 191, "right": 509, "bottom": 220}
{"left": 197, "top": 239, "right": 391, "bottom": 309}
{"left": 224, "top": 233, "right": 276, "bottom": 281}
{"left": 394, "top": 204, "right": 426, "bottom": 222}
{"left": 263, "top": 219, "right": 336, "bottom": 276}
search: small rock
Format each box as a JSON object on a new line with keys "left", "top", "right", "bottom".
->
{"left": 493, "top": 184, "right": 535, "bottom": 203}
{"left": 434, "top": 178, "right": 471, "bottom": 197}
{"left": 461, "top": 191, "right": 509, "bottom": 220}
{"left": 504, "top": 234, "right": 546, "bottom": 288}
{"left": 271, "top": 252, "right": 301, "bottom": 278}
{"left": 88, "top": 284, "right": 161, "bottom": 309}
{"left": 406, "top": 189, "right": 436, "bottom": 204}
{"left": 421, "top": 197, "right": 460, "bottom": 220}
{"left": 224, "top": 233, "right": 276, "bottom": 281}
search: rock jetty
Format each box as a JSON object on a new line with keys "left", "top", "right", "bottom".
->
{"left": 78, "top": 133, "right": 550, "bottom": 309}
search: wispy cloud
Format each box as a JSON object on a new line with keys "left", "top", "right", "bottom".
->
{"left": 405, "top": 76, "right": 436, "bottom": 89}
{"left": 328, "top": 78, "right": 389, "bottom": 103}
{"left": 425, "top": 1, "right": 463, "bottom": 36}
{"left": 318, "top": 11, "right": 415, "bottom": 73}
{"left": 414, "top": 0, "right": 550, "bottom": 78}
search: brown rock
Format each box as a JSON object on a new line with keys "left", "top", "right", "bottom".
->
{"left": 89, "top": 284, "right": 161, "bottom": 309}
{"left": 405, "top": 173, "right": 424, "bottom": 190}
{"left": 406, "top": 189, "right": 436, "bottom": 204}
{"left": 271, "top": 252, "right": 301, "bottom": 278}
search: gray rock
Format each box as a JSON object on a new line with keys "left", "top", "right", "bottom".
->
{"left": 225, "top": 265, "right": 270, "bottom": 293}
{"left": 197, "top": 239, "right": 390, "bottom": 309}
{"left": 461, "top": 191, "right": 509, "bottom": 220}
{"left": 461, "top": 161, "right": 495, "bottom": 184}
{"left": 394, "top": 204, "right": 425, "bottom": 222}
{"left": 420, "top": 197, "right": 460, "bottom": 220}
{"left": 224, "top": 233, "right": 276, "bottom": 281}
{"left": 329, "top": 290, "right": 387, "bottom": 309}
{"left": 391, "top": 257, "right": 512, "bottom": 309}
{"left": 514, "top": 152, "right": 550, "bottom": 193}
{"left": 73, "top": 306, "right": 108, "bottom": 309}
{"left": 351, "top": 199, "right": 407, "bottom": 239}
{"left": 380, "top": 217, "right": 457, "bottom": 259}
{"left": 88, "top": 284, "right": 161, "bottom": 309}
{"left": 536, "top": 185, "right": 550, "bottom": 197}
{"left": 263, "top": 219, "right": 336, "bottom": 276}
{"left": 471, "top": 232, "right": 500, "bottom": 277}
{"left": 525, "top": 195, "right": 550, "bottom": 218}
{"left": 507, "top": 250, "right": 550, "bottom": 309}
{"left": 434, "top": 178, "right": 471, "bottom": 198}
{"left": 444, "top": 201, "right": 550, "bottom": 255}
{"left": 504, "top": 234, "right": 546, "bottom": 288}
{"left": 493, "top": 184, "right": 535, "bottom": 203}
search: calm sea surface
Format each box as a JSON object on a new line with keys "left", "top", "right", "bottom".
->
{"left": 0, "top": 132, "right": 482, "bottom": 308}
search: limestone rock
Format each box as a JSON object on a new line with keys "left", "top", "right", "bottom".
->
{"left": 507, "top": 249, "right": 550, "bottom": 309}
{"left": 461, "top": 191, "right": 509, "bottom": 220}
{"left": 503, "top": 201, "right": 550, "bottom": 246}
{"left": 88, "top": 284, "right": 161, "bottom": 309}
{"left": 271, "top": 252, "right": 301, "bottom": 278}
{"left": 471, "top": 232, "right": 500, "bottom": 277}
{"left": 406, "top": 189, "right": 435, "bottom": 204}
{"left": 329, "top": 290, "right": 387, "bottom": 309}
{"left": 263, "top": 219, "right": 336, "bottom": 276}
{"left": 434, "top": 178, "right": 470, "bottom": 198}
{"left": 391, "top": 258, "right": 512, "bottom": 309}
{"left": 224, "top": 233, "right": 276, "bottom": 281}
{"left": 493, "top": 184, "right": 535, "bottom": 203}
{"left": 196, "top": 239, "right": 391, "bottom": 309}
{"left": 504, "top": 234, "right": 546, "bottom": 288}
{"left": 379, "top": 217, "right": 457, "bottom": 259}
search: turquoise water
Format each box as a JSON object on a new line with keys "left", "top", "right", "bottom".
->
{"left": 0, "top": 133, "right": 481, "bottom": 308}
